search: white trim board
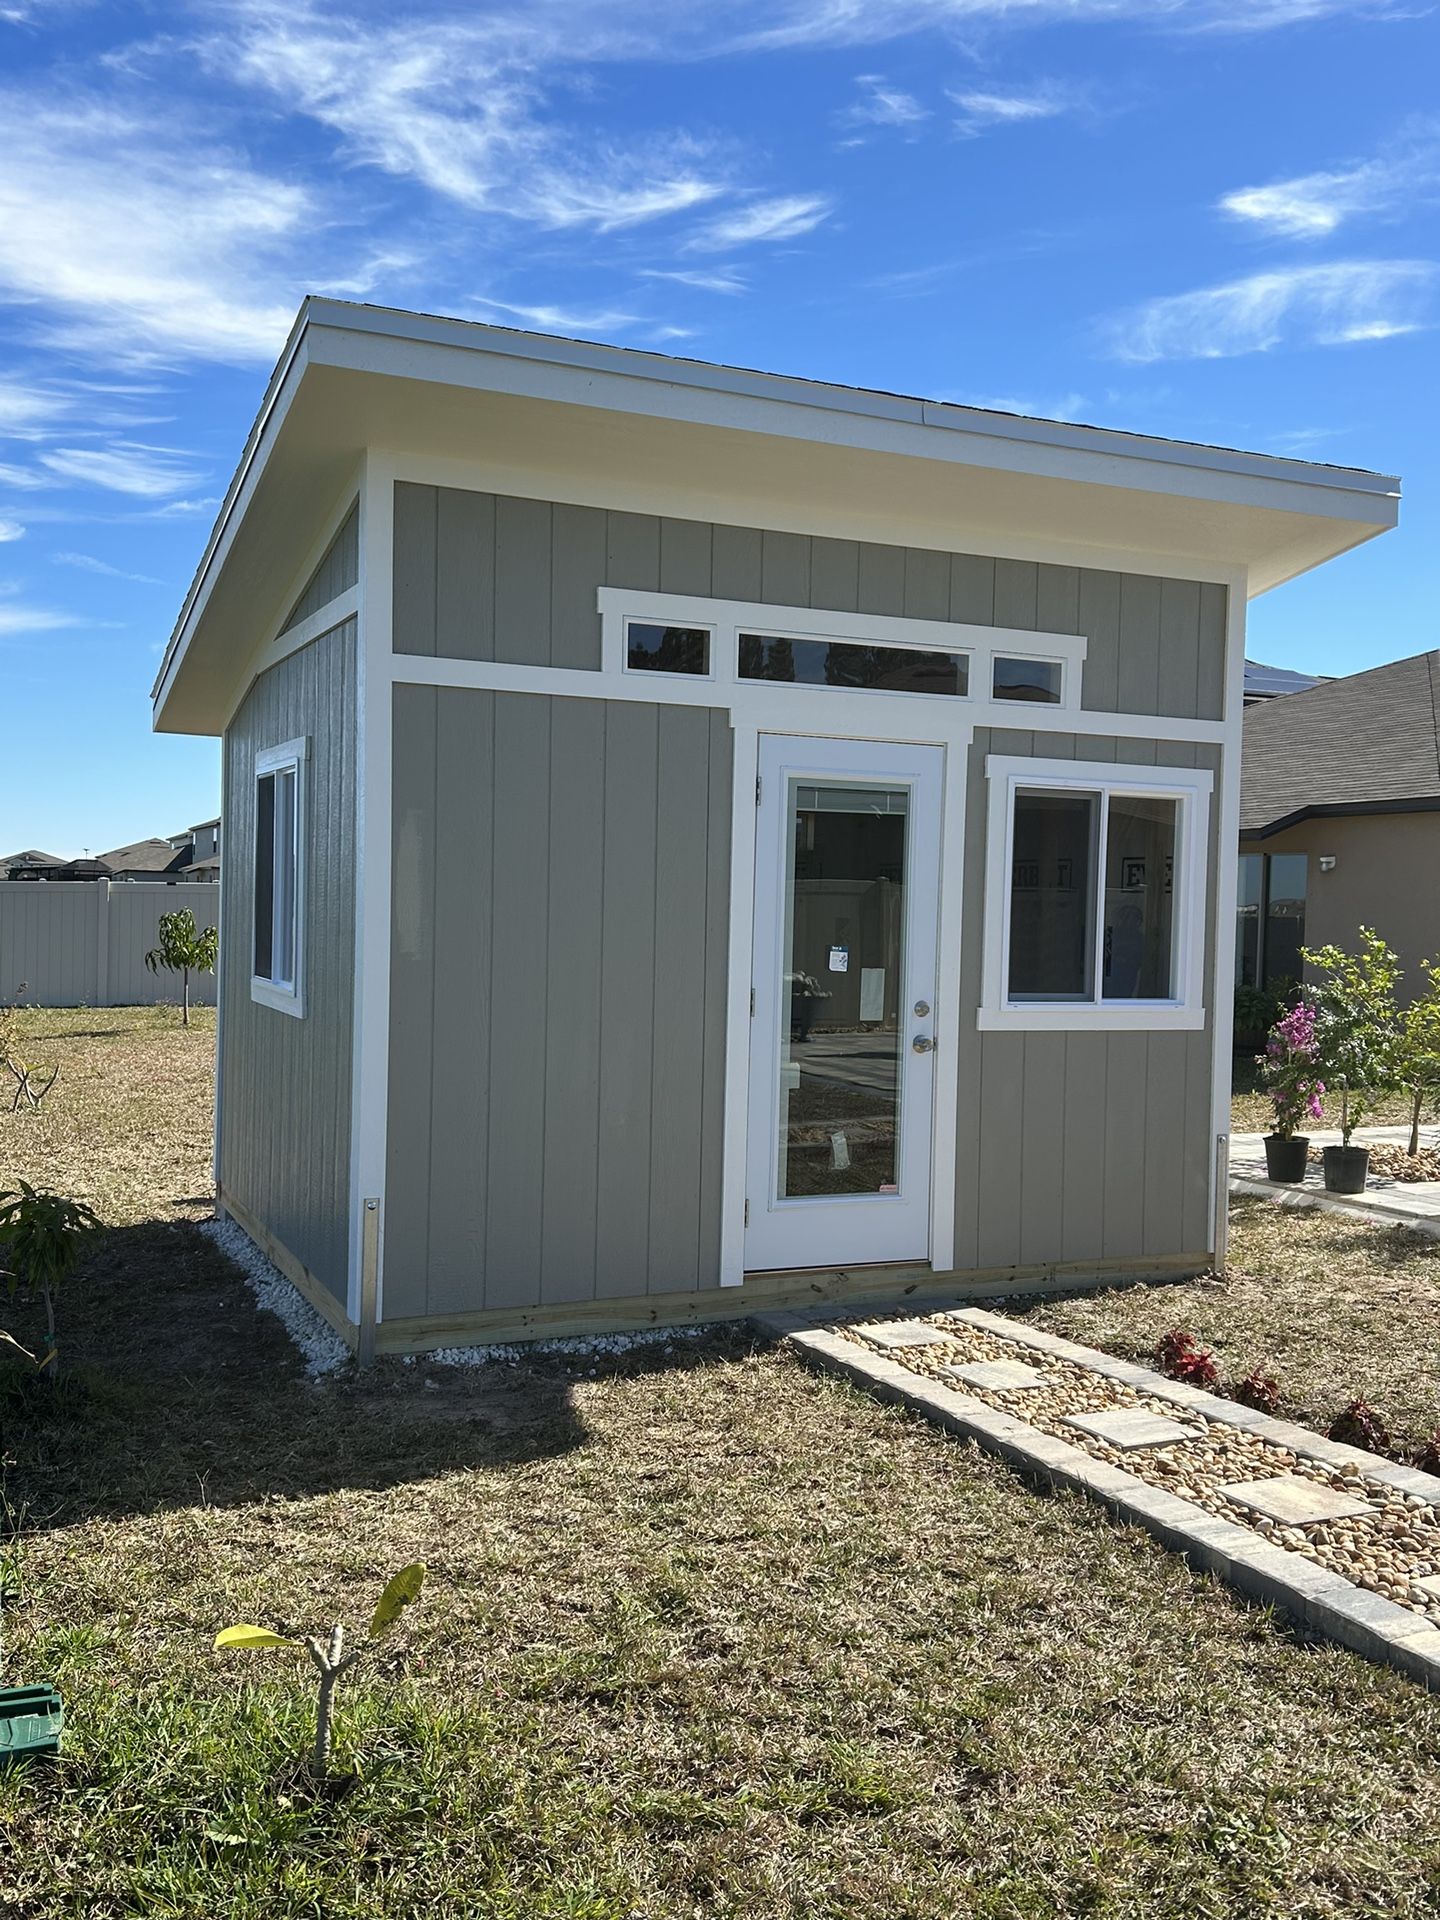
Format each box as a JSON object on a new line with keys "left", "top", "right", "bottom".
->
{"left": 978, "top": 754, "right": 1214, "bottom": 1034}
{"left": 250, "top": 736, "right": 309, "bottom": 1021}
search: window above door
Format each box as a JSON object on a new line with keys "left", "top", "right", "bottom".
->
{"left": 979, "top": 754, "right": 1212, "bottom": 1032}
{"left": 601, "top": 588, "right": 1087, "bottom": 714}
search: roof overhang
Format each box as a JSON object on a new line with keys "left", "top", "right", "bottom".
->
{"left": 1242, "top": 796, "right": 1440, "bottom": 839}
{"left": 154, "top": 298, "right": 1402, "bottom": 736}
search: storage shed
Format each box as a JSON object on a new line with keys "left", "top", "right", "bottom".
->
{"left": 153, "top": 299, "right": 1399, "bottom": 1356}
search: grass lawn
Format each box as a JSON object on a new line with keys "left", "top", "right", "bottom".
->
{"left": 6, "top": 1013, "right": 1440, "bottom": 1915}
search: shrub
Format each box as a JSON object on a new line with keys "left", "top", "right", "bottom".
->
{"left": 1231, "top": 1367, "right": 1281, "bottom": 1416}
{"left": 1304, "top": 928, "right": 1404, "bottom": 1144}
{"left": 1257, "top": 994, "right": 1325, "bottom": 1141}
{"left": 1327, "top": 1396, "right": 1392, "bottom": 1455}
{"left": 1413, "top": 1430, "right": 1440, "bottom": 1476}
{"left": 1154, "top": 1329, "right": 1221, "bottom": 1392}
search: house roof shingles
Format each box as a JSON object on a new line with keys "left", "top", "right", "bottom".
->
{"left": 1241, "top": 648, "right": 1440, "bottom": 837}
{"left": 96, "top": 838, "right": 192, "bottom": 875}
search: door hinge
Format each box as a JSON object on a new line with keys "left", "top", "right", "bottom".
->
{"left": 744, "top": 1198, "right": 750, "bottom": 1227}
{"left": 755, "top": 773, "right": 762, "bottom": 806}
{"left": 750, "top": 987, "right": 756, "bottom": 1016}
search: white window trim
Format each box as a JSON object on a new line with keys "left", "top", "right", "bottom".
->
{"left": 979, "top": 754, "right": 1213, "bottom": 1033}
{"left": 600, "top": 587, "right": 1087, "bottom": 712}
{"left": 251, "top": 735, "right": 309, "bottom": 1019}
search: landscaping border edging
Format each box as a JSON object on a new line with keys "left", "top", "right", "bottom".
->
{"left": 752, "top": 1305, "right": 1440, "bottom": 1689}
{"left": 1229, "top": 1175, "right": 1440, "bottom": 1240}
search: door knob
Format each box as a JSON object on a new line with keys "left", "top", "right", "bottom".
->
{"left": 911, "top": 1034, "right": 935, "bottom": 1054}
{"left": 913, "top": 999, "right": 931, "bottom": 1018}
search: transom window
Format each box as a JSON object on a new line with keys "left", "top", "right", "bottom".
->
{"left": 252, "top": 737, "right": 307, "bottom": 1017}
{"left": 981, "top": 756, "right": 1211, "bottom": 1031}
{"left": 739, "top": 633, "right": 969, "bottom": 697}
{"left": 625, "top": 620, "right": 710, "bottom": 676}
{"left": 993, "top": 655, "right": 1064, "bottom": 705}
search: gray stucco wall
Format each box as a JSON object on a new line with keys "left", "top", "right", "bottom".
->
{"left": 386, "top": 484, "right": 1226, "bottom": 1319}
{"left": 392, "top": 485, "right": 1226, "bottom": 724}
{"left": 385, "top": 686, "right": 732, "bottom": 1320}
{"left": 220, "top": 618, "right": 357, "bottom": 1303}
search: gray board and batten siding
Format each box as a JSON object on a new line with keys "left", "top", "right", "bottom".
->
{"left": 281, "top": 502, "right": 358, "bottom": 635}
{"left": 385, "top": 481, "right": 1227, "bottom": 1320}
{"left": 219, "top": 617, "right": 357, "bottom": 1306}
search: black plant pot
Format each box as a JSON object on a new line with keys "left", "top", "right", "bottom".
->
{"left": 1323, "top": 1145, "right": 1370, "bottom": 1195}
{"left": 1263, "top": 1134, "right": 1309, "bottom": 1184}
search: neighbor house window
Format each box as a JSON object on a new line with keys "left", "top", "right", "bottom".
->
{"left": 252, "top": 738, "right": 307, "bottom": 1016}
{"left": 625, "top": 620, "right": 710, "bottom": 675}
{"left": 1235, "top": 850, "right": 1307, "bottom": 991}
{"left": 739, "top": 633, "right": 970, "bottom": 697}
{"left": 981, "top": 756, "right": 1212, "bottom": 1031}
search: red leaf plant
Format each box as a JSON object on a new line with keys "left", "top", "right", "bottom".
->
{"left": 1154, "top": 1329, "right": 1222, "bottom": 1393}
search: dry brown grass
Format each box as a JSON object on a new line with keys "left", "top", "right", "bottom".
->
{"left": 1012, "top": 1197, "right": 1440, "bottom": 1454}
{"left": 6, "top": 1017, "right": 1440, "bottom": 1913}
{"left": 0, "top": 1005, "right": 215, "bottom": 1224}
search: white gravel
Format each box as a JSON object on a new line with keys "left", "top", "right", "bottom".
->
{"left": 201, "top": 1217, "right": 352, "bottom": 1378}
{"left": 428, "top": 1323, "right": 717, "bottom": 1367}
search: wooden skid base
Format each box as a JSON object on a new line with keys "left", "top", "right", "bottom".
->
{"left": 215, "top": 1185, "right": 359, "bottom": 1352}
{"left": 371, "top": 1252, "right": 1209, "bottom": 1357}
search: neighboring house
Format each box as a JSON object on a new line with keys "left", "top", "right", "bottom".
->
{"left": 151, "top": 297, "right": 1399, "bottom": 1360}
{"left": 0, "top": 849, "right": 64, "bottom": 878}
{"left": 96, "top": 837, "right": 195, "bottom": 882}
{"left": 1242, "top": 658, "right": 1326, "bottom": 704}
{"left": 1239, "top": 649, "right": 1440, "bottom": 1003}
{"left": 182, "top": 817, "right": 222, "bottom": 880}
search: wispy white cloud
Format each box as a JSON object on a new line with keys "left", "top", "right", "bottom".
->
{"left": 53, "top": 550, "right": 164, "bottom": 584}
{"left": 0, "top": 93, "right": 304, "bottom": 364}
{"left": 0, "top": 603, "right": 80, "bottom": 636}
{"left": 40, "top": 443, "right": 201, "bottom": 496}
{"left": 1107, "top": 260, "right": 1438, "bottom": 362}
{"left": 841, "top": 73, "right": 929, "bottom": 128}
{"left": 1220, "top": 129, "right": 1440, "bottom": 239}
{"left": 949, "top": 80, "right": 1077, "bottom": 133}
{"left": 684, "top": 193, "right": 833, "bottom": 252}
{"left": 216, "top": 4, "right": 729, "bottom": 233}
{"left": 736, "top": 0, "right": 1412, "bottom": 51}
{"left": 467, "top": 297, "right": 642, "bottom": 335}
{"left": 0, "top": 518, "right": 23, "bottom": 542}
{"left": 947, "top": 388, "right": 1091, "bottom": 421}
{"left": 0, "top": 459, "right": 50, "bottom": 488}
{"left": 640, "top": 267, "right": 749, "bottom": 294}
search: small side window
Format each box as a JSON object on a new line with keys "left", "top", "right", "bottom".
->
{"left": 993, "top": 656, "right": 1063, "bottom": 704}
{"left": 252, "top": 739, "right": 306, "bottom": 1016}
{"left": 626, "top": 621, "right": 710, "bottom": 675}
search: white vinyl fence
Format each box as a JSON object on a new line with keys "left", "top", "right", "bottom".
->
{"left": 0, "top": 880, "right": 221, "bottom": 1007}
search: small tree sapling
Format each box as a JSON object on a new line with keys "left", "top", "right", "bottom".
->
{"left": 1398, "top": 961, "right": 1440, "bottom": 1157}
{"left": 0, "top": 1183, "right": 103, "bottom": 1381}
{"left": 143, "top": 908, "right": 218, "bottom": 1027}
{"left": 215, "top": 1563, "right": 426, "bottom": 1777}
{"left": 1303, "top": 928, "right": 1404, "bottom": 1144}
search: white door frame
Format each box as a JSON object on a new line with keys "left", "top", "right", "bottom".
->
{"left": 743, "top": 734, "right": 947, "bottom": 1273}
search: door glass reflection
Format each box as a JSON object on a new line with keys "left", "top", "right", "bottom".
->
{"left": 778, "top": 782, "right": 908, "bottom": 1200}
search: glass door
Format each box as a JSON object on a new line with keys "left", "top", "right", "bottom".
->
{"left": 745, "top": 736, "right": 943, "bottom": 1272}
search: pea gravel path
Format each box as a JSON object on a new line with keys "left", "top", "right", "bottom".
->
{"left": 754, "top": 1302, "right": 1440, "bottom": 1687}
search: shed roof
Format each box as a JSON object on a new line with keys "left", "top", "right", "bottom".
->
{"left": 152, "top": 298, "right": 1402, "bottom": 737}
{"left": 1240, "top": 649, "right": 1440, "bottom": 836}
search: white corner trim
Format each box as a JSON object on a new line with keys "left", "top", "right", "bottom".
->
{"left": 978, "top": 753, "right": 1213, "bottom": 1033}
{"left": 719, "top": 718, "right": 759, "bottom": 1288}
{"left": 348, "top": 454, "right": 396, "bottom": 1325}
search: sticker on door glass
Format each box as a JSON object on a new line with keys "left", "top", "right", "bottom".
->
{"left": 827, "top": 945, "right": 849, "bottom": 973}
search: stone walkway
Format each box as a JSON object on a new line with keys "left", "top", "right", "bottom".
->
{"left": 754, "top": 1301, "right": 1440, "bottom": 1687}
{"left": 1230, "top": 1125, "right": 1440, "bottom": 1237}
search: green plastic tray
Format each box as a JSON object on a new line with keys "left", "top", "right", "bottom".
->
{"left": 0, "top": 1685, "right": 63, "bottom": 1756}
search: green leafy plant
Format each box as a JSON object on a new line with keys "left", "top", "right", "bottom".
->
{"left": 1303, "top": 928, "right": 1404, "bottom": 1144}
{"left": 215, "top": 1563, "right": 426, "bottom": 1777}
{"left": 1398, "top": 960, "right": 1440, "bottom": 1157}
{"left": 1234, "top": 981, "right": 1285, "bottom": 1047}
{"left": 143, "top": 908, "right": 218, "bottom": 1028}
{"left": 0, "top": 1183, "right": 103, "bottom": 1381}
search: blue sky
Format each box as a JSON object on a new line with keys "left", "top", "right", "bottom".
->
{"left": 1, "top": 0, "right": 1437, "bottom": 855}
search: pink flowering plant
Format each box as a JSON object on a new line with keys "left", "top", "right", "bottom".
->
{"left": 1258, "top": 994, "right": 1326, "bottom": 1140}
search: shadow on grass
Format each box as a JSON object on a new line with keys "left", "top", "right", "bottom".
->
{"left": 0, "top": 1219, "right": 744, "bottom": 1533}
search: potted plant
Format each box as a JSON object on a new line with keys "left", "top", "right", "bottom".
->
{"left": 1256, "top": 994, "right": 1324, "bottom": 1183}
{"left": 1304, "top": 928, "right": 1403, "bottom": 1194}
